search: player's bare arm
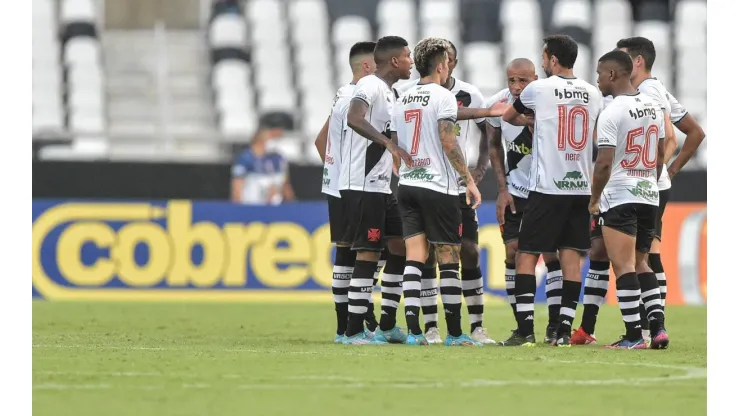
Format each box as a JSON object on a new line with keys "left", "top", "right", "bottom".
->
{"left": 347, "top": 99, "right": 413, "bottom": 166}
{"left": 231, "top": 177, "right": 244, "bottom": 203}
{"left": 314, "top": 117, "right": 330, "bottom": 163}
{"left": 391, "top": 131, "right": 401, "bottom": 175}
{"left": 457, "top": 101, "right": 510, "bottom": 120}
{"left": 502, "top": 100, "right": 526, "bottom": 124}
{"left": 656, "top": 137, "right": 666, "bottom": 182}
{"left": 668, "top": 114, "right": 706, "bottom": 177}
{"left": 471, "top": 121, "right": 489, "bottom": 183}
{"left": 487, "top": 123, "right": 515, "bottom": 224}
{"left": 662, "top": 111, "right": 677, "bottom": 164}
{"left": 589, "top": 147, "right": 615, "bottom": 215}
{"left": 439, "top": 119, "right": 481, "bottom": 208}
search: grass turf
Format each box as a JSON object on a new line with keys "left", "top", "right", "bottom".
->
{"left": 33, "top": 301, "right": 706, "bottom": 416}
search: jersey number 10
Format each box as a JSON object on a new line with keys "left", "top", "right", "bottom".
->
{"left": 404, "top": 109, "right": 423, "bottom": 156}
{"left": 622, "top": 125, "right": 659, "bottom": 169}
{"left": 557, "top": 105, "right": 589, "bottom": 152}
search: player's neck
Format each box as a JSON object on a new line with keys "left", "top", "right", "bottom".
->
{"left": 375, "top": 68, "right": 398, "bottom": 88}
{"left": 611, "top": 82, "right": 637, "bottom": 97}
{"left": 551, "top": 67, "right": 575, "bottom": 78}
{"left": 631, "top": 71, "right": 652, "bottom": 88}
{"left": 443, "top": 76, "right": 455, "bottom": 90}
{"left": 420, "top": 75, "right": 442, "bottom": 85}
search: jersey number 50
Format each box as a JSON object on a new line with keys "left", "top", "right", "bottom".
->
{"left": 557, "top": 105, "right": 589, "bottom": 151}
{"left": 404, "top": 109, "right": 423, "bottom": 156}
{"left": 622, "top": 125, "right": 659, "bottom": 169}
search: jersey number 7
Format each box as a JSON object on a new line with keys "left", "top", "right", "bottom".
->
{"left": 404, "top": 109, "right": 423, "bottom": 156}
{"left": 557, "top": 105, "right": 589, "bottom": 151}
{"left": 622, "top": 125, "right": 659, "bottom": 169}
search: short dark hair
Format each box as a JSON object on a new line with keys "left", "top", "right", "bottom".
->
{"left": 349, "top": 41, "right": 376, "bottom": 60}
{"left": 414, "top": 38, "right": 449, "bottom": 78}
{"left": 543, "top": 34, "right": 578, "bottom": 69}
{"left": 598, "top": 50, "right": 633, "bottom": 75}
{"left": 616, "top": 37, "right": 656, "bottom": 70}
{"left": 374, "top": 36, "right": 408, "bottom": 64}
{"left": 447, "top": 40, "right": 457, "bottom": 58}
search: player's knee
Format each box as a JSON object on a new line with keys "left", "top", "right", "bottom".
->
{"left": 356, "top": 250, "right": 381, "bottom": 262}
{"left": 434, "top": 244, "right": 460, "bottom": 265}
{"left": 460, "top": 240, "right": 479, "bottom": 268}
{"left": 386, "top": 237, "right": 406, "bottom": 256}
{"left": 505, "top": 241, "right": 518, "bottom": 264}
{"left": 649, "top": 238, "right": 661, "bottom": 254}
{"left": 589, "top": 238, "right": 609, "bottom": 262}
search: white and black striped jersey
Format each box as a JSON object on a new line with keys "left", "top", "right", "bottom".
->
{"left": 396, "top": 77, "right": 486, "bottom": 194}
{"left": 486, "top": 88, "right": 533, "bottom": 199}
{"left": 338, "top": 74, "right": 396, "bottom": 194}
{"left": 322, "top": 83, "right": 355, "bottom": 197}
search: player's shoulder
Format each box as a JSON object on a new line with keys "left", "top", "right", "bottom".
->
{"left": 395, "top": 79, "right": 419, "bottom": 95}
{"left": 637, "top": 78, "right": 669, "bottom": 98}
{"left": 355, "top": 74, "right": 383, "bottom": 91}
{"left": 337, "top": 83, "right": 356, "bottom": 96}
{"left": 486, "top": 88, "right": 511, "bottom": 106}
{"left": 451, "top": 78, "right": 482, "bottom": 95}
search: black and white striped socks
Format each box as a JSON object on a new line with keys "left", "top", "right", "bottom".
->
{"left": 378, "top": 254, "right": 405, "bottom": 331}
{"left": 346, "top": 260, "right": 377, "bottom": 337}
{"left": 462, "top": 267, "right": 484, "bottom": 332}
{"left": 638, "top": 272, "right": 665, "bottom": 334}
{"left": 421, "top": 263, "right": 439, "bottom": 332}
{"left": 545, "top": 261, "right": 563, "bottom": 328}
{"left": 403, "top": 261, "right": 424, "bottom": 335}
{"left": 439, "top": 263, "right": 463, "bottom": 337}
{"left": 505, "top": 262, "right": 516, "bottom": 317}
{"left": 581, "top": 260, "right": 610, "bottom": 335}
{"left": 616, "top": 273, "right": 643, "bottom": 341}
{"left": 331, "top": 247, "right": 355, "bottom": 335}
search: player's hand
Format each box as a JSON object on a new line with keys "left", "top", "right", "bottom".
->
{"left": 466, "top": 182, "right": 482, "bottom": 209}
{"left": 667, "top": 165, "right": 678, "bottom": 179}
{"left": 488, "top": 99, "right": 509, "bottom": 117}
{"left": 496, "top": 189, "right": 515, "bottom": 225}
{"left": 471, "top": 167, "right": 486, "bottom": 184}
{"left": 392, "top": 154, "right": 401, "bottom": 177}
{"left": 390, "top": 143, "right": 413, "bottom": 167}
{"left": 588, "top": 200, "right": 601, "bottom": 216}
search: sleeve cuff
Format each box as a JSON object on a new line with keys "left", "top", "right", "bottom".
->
{"left": 512, "top": 98, "right": 528, "bottom": 114}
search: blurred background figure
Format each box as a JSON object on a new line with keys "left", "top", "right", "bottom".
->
{"left": 231, "top": 115, "right": 295, "bottom": 205}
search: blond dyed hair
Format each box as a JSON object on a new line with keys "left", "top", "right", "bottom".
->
{"left": 414, "top": 37, "right": 449, "bottom": 77}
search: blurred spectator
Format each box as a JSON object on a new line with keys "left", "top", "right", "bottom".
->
{"left": 230, "top": 118, "right": 295, "bottom": 205}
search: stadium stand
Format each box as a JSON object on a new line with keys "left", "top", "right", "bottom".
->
{"left": 32, "top": 0, "right": 707, "bottom": 168}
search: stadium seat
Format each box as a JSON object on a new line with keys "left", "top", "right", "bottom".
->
{"left": 332, "top": 16, "right": 372, "bottom": 47}
{"left": 289, "top": 0, "right": 329, "bottom": 27}
{"left": 209, "top": 14, "right": 247, "bottom": 48}
{"left": 212, "top": 60, "right": 251, "bottom": 89}
{"left": 270, "top": 137, "right": 304, "bottom": 163}
{"left": 246, "top": 0, "right": 282, "bottom": 24}
{"left": 60, "top": 0, "right": 95, "bottom": 24}
{"left": 552, "top": 0, "right": 592, "bottom": 30}
{"left": 420, "top": 0, "right": 459, "bottom": 23}
{"left": 377, "top": 0, "right": 415, "bottom": 23}
{"left": 221, "top": 113, "right": 258, "bottom": 138}
{"left": 500, "top": 0, "right": 541, "bottom": 26}
{"left": 64, "top": 37, "right": 101, "bottom": 67}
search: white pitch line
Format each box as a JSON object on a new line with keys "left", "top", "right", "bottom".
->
{"left": 34, "top": 360, "right": 705, "bottom": 391}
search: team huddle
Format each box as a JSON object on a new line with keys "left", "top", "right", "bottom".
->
{"left": 315, "top": 34, "right": 705, "bottom": 348}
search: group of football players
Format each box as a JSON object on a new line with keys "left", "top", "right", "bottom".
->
{"left": 314, "top": 33, "right": 705, "bottom": 348}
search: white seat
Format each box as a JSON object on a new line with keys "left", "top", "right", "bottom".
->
{"left": 32, "top": 108, "right": 65, "bottom": 131}
{"left": 212, "top": 60, "right": 250, "bottom": 89}
{"left": 288, "top": 0, "right": 328, "bottom": 27}
{"left": 64, "top": 37, "right": 101, "bottom": 67}
{"left": 303, "top": 112, "right": 329, "bottom": 138}
{"left": 246, "top": 0, "right": 282, "bottom": 24}
{"left": 332, "top": 16, "right": 372, "bottom": 46}
{"left": 378, "top": 21, "right": 416, "bottom": 44}
{"left": 378, "top": 0, "right": 416, "bottom": 23}
{"left": 69, "top": 89, "right": 104, "bottom": 112}
{"left": 297, "top": 70, "right": 333, "bottom": 95}
{"left": 500, "top": 0, "right": 541, "bottom": 25}
{"left": 60, "top": 0, "right": 95, "bottom": 23}
{"left": 220, "top": 113, "right": 257, "bottom": 137}
{"left": 572, "top": 44, "right": 592, "bottom": 83}
{"left": 635, "top": 21, "right": 670, "bottom": 49}
{"left": 335, "top": 66, "right": 353, "bottom": 88}
{"left": 676, "top": 1, "right": 707, "bottom": 26}
{"left": 251, "top": 20, "right": 287, "bottom": 43}
{"left": 464, "top": 42, "right": 500, "bottom": 72}
{"left": 420, "top": 23, "right": 458, "bottom": 47}
{"left": 552, "top": 0, "right": 592, "bottom": 30}
{"left": 677, "top": 50, "right": 707, "bottom": 97}
{"left": 217, "top": 95, "right": 254, "bottom": 116}
{"left": 420, "top": 0, "right": 458, "bottom": 23}
{"left": 595, "top": 0, "right": 631, "bottom": 23}
{"left": 67, "top": 66, "right": 104, "bottom": 90}
{"left": 296, "top": 45, "right": 331, "bottom": 71}
{"left": 593, "top": 22, "right": 632, "bottom": 54}
{"left": 253, "top": 45, "right": 290, "bottom": 67}
{"left": 259, "top": 88, "right": 297, "bottom": 112}
{"left": 209, "top": 14, "right": 247, "bottom": 48}
{"left": 69, "top": 109, "right": 105, "bottom": 134}
{"left": 255, "top": 66, "right": 291, "bottom": 91}
{"left": 33, "top": 0, "right": 55, "bottom": 20}
{"left": 292, "top": 21, "right": 329, "bottom": 45}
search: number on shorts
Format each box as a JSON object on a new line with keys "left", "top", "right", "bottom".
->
{"left": 621, "top": 124, "right": 659, "bottom": 169}
{"left": 557, "top": 105, "right": 589, "bottom": 151}
{"left": 404, "top": 109, "right": 423, "bottom": 156}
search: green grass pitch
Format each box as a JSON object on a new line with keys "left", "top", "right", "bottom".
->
{"left": 33, "top": 301, "right": 706, "bottom": 415}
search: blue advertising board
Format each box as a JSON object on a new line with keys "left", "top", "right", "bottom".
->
{"left": 32, "top": 200, "right": 590, "bottom": 301}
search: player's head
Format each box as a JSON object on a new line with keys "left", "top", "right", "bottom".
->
{"left": 414, "top": 37, "right": 450, "bottom": 85}
{"left": 445, "top": 40, "right": 458, "bottom": 77}
{"left": 374, "top": 36, "right": 413, "bottom": 80}
{"left": 596, "top": 50, "right": 634, "bottom": 97}
{"left": 616, "top": 37, "right": 656, "bottom": 79}
{"left": 542, "top": 34, "right": 578, "bottom": 77}
{"left": 349, "top": 41, "right": 377, "bottom": 78}
{"left": 506, "top": 58, "right": 537, "bottom": 99}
